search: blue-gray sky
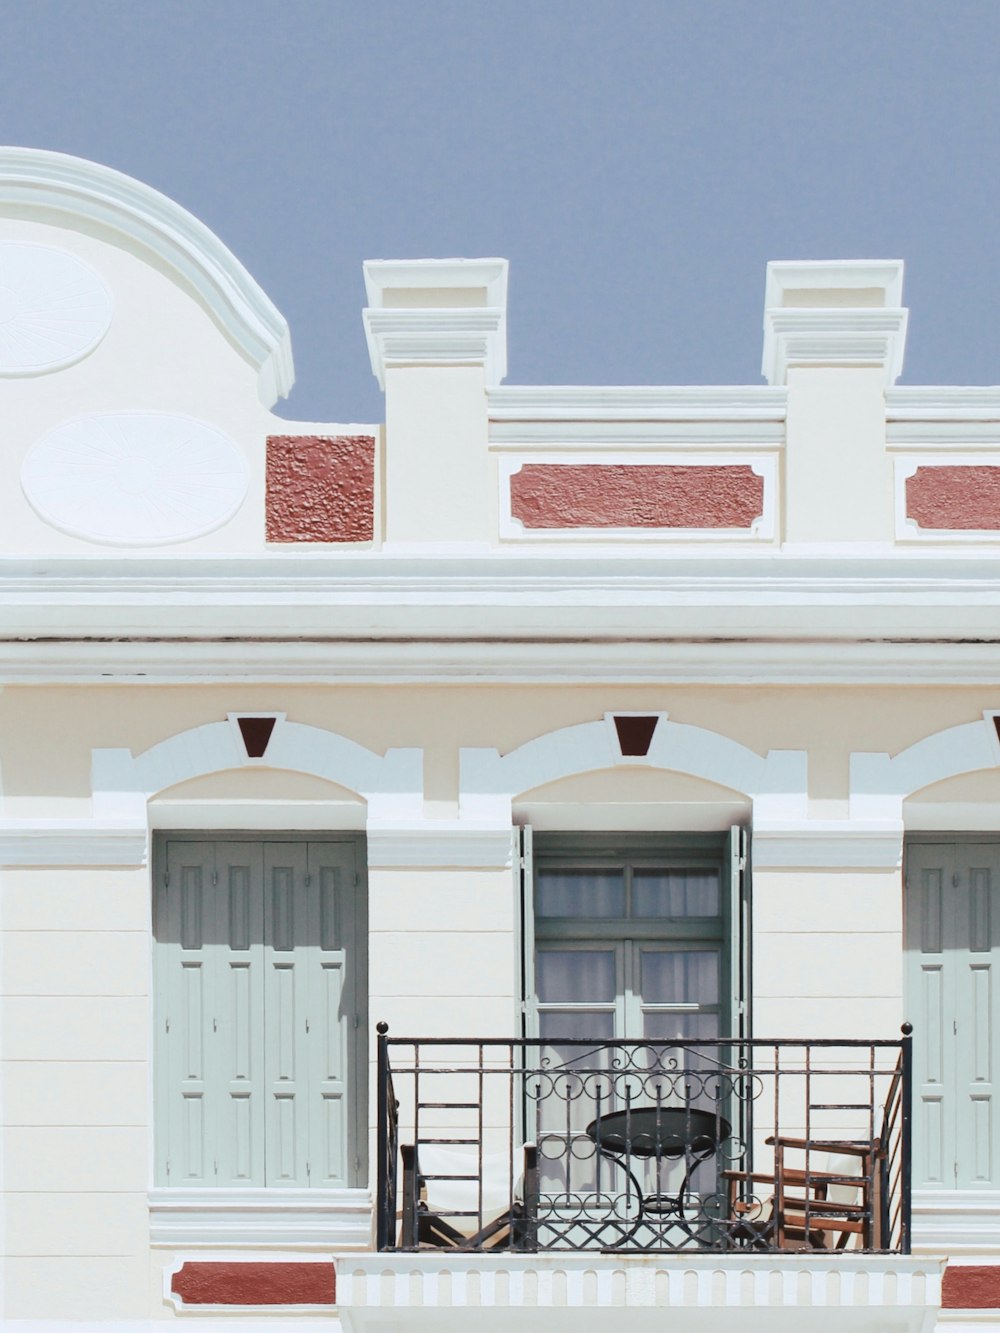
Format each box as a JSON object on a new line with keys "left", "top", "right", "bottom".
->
{"left": 2, "top": 1, "right": 998, "bottom": 421}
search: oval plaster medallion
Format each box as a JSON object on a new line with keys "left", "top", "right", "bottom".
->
{"left": 21, "top": 412, "right": 249, "bottom": 546}
{"left": 0, "top": 243, "right": 113, "bottom": 374}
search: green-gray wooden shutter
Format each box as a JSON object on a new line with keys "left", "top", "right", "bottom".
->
{"left": 906, "top": 840, "right": 1000, "bottom": 1189}
{"left": 156, "top": 835, "right": 364, "bottom": 1190}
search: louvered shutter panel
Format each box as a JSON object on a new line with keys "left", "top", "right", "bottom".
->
{"left": 304, "top": 840, "right": 361, "bottom": 1186}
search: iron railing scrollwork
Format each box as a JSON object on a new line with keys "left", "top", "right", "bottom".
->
{"left": 375, "top": 1028, "right": 911, "bottom": 1255}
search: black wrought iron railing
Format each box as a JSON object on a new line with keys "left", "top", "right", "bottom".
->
{"left": 376, "top": 1022, "right": 912, "bottom": 1254}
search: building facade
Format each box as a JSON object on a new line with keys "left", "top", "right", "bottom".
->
{"left": 0, "top": 148, "right": 998, "bottom": 1331}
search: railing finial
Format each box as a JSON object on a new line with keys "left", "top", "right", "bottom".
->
{"left": 377, "top": 1020, "right": 389, "bottom": 1035}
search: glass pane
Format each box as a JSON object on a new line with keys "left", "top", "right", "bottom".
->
{"left": 632, "top": 868, "right": 720, "bottom": 918}
{"left": 643, "top": 1010, "right": 720, "bottom": 1043}
{"left": 640, "top": 950, "right": 719, "bottom": 1005}
{"left": 536, "top": 869, "right": 625, "bottom": 918}
{"left": 539, "top": 1009, "right": 615, "bottom": 1043}
{"left": 536, "top": 949, "right": 617, "bottom": 1003}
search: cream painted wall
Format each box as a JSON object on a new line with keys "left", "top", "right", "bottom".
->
{"left": 784, "top": 366, "right": 891, "bottom": 544}
{"left": 382, "top": 365, "right": 490, "bottom": 545}
{"left": 1, "top": 865, "right": 151, "bottom": 1319}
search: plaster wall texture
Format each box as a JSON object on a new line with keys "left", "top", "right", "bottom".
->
{"left": 784, "top": 366, "right": 891, "bottom": 543}
{"left": 382, "top": 364, "right": 491, "bottom": 544}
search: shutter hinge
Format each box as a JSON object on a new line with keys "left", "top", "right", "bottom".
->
{"left": 354, "top": 1014, "right": 360, "bottom": 1029}
{"left": 354, "top": 873, "right": 359, "bottom": 888}
{"left": 212, "top": 870, "right": 219, "bottom": 886}
{"left": 304, "top": 872, "right": 312, "bottom": 887}
{"left": 165, "top": 1017, "right": 170, "bottom": 1033}
{"left": 307, "top": 1161, "right": 311, "bottom": 1178}
{"left": 305, "top": 1017, "right": 310, "bottom": 1033}
{"left": 953, "top": 873, "right": 960, "bottom": 888}
{"left": 954, "top": 1019, "right": 958, "bottom": 1035}
{"left": 166, "top": 1159, "right": 171, "bottom": 1177}
{"left": 214, "top": 1160, "right": 218, "bottom": 1176}
{"left": 738, "top": 855, "right": 747, "bottom": 872}
{"left": 164, "top": 870, "right": 170, "bottom": 887}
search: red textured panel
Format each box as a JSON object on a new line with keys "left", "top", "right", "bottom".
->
{"left": 267, "top": 435, "right": 375, "bottom": 542}
{"left": 510, "top": 464, "right": 764, "bottom": 529}
{"left": 172, "top": 1261, "right": 334, "bottom": 1306}
{"left": 906, "top": 465, "right": 1000, "bottom": 530}
{"left": 942, "top": 1264, "right": 1000, "bottom": 1308}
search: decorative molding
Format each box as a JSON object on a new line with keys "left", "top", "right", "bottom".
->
{"left": 888, "top": 421, "right": 1000, "bottom": 448}
{"left": 0, "top": 819, "right": 147, "bottom": 866}
{"left": 363, "top": 307, "right": 506, "bottom": 389}
{"left": 751, "top": 820, "right": 904, "bottom": 869}
{"left": 150, "top": 1186, "right": 371, "bottom": 1247}
{"left": 895, "top": 455, "right": 1000, "bottom": 542}
{"left": 488, "top": 385, "right": 787, "bottom": 421}
{"left": 489, "top": 418, "right": 787, "bottom": 447}
{"left": 460, "top": 714, "right": 806, "bottom": 824}
{"left": 499, "top": 452, "right": 775, "bottom": 541}
{"left": 363, "top": 257, "right": 508, "bottom": 308}
{"left": 13, "top": 636, "right": 1000, "bottom": 686}
{"left": 21, "top": 411, "right": 249, "bottom": 547}
{"left": 850, "top": 714, "right": 1000, "bottom": 820}
{"left": 0, "top": 242, "right": 112, "bottom": 374}
{"left": 363, "top": 257, "right": 508, "bottom": 389}
{"left": 336, "top": 1252, "right": 942, "bottom": 1324}
{"left": 762, "top": 307, "right": 909, "bottom": 387}
{"left": 913, "top": 1191, "right": 1000, "bottom": 1255}
{"left": 764, "top": 260, "right": 905, "bottom": 309}
{"left": 91, "top": 715, "right": 423, "bottom": 829}
{"left": 366, "top": 822, "right": 513, "bottom": 868}
{"left": 886, "top": 387, "right": 1000, "bottom": 419}
{"left": 0, "top": 147, "right": 292, "bottom": 404}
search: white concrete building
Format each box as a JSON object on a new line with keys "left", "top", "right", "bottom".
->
{"left": 0, "top": 148, "right": 997, "bottom": 1331}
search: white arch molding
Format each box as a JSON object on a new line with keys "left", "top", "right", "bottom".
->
{"left": 0, "top": 148, "right": 293, "bottom": 404}
{"left": 850, "top": 710, "right": 1000, "bottom": 822}
{"left": 459, "top": 712, "right": 807, "bottom": 827}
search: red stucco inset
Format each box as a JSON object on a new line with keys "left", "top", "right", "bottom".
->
{"left": 267, "top": 434, "right": 375, "bottom": 542}
{"left": 171, "top": 1261, "right": 335, "bottom": 1306}
{"left": 906, "top": 465, "right": 1000, "bottom": 530}
{"left": 510, "top": 464, "right": 764, "bottom": 530}
{"left": 942, "top": 1265, "right": 1000, "bottom": 1308}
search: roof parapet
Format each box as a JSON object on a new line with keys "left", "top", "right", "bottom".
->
{"left": 762, "top": 259, "right": 908, "bottom": 387}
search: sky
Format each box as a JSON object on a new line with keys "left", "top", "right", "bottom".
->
{"left": 1, "top": 1, "right": 999, "bottom": 423}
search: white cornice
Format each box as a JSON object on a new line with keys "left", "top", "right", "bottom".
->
{"left": 366, "top": 822, "right": 514, "bottom": 868}
{"left": 149, "top": 1186, "right": 371, "bottom": 1248}
{"left": 489, "top": 419, "right": 785, "bottom": 447}
{"left": 363, "top": 257, "right": 508, "bottom": 308}
{"left": 762, "top": 307, "right": 908, "bottom": 386}
{"left": 487, "top": 385, "right": 787, "bottom": 420}
{"left": 751, "top": 820, "right": 904, "bottom": 869}
{"left": 4, "top": 556, "right": 1000, "bottom": 658}
{"left": 886, "top": 386, "right": 1000, "bottom": 418}
{"left": 4, "top": 639, "right": 1000, "bottom": 686}
{"left": 0, "top": 819, "right": 147, "bottom": 865}
{"left": 363, "top": 307, "right": 506, "bottom": 388}
{"left": 0, "top": 147, "right": 293, "bottom": 405}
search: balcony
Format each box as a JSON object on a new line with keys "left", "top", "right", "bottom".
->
{"left": 376, "top": 1026, "right": 911, "bottom": 1256}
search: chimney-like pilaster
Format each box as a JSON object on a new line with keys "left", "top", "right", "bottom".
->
{"left": 363, "top": 259, "right": 508, "bottom": 548}
{"left": 762, "top": 261, "right": 907, "bottom": 545}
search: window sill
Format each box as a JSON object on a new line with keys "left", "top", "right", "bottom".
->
{"left": 149, "top": 1187, "right": 372, "bottom": 1248}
